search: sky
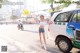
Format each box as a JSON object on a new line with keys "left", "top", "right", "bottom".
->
{"left": 7, "top": 0, "right": 50, "bottom": 12}
{"left": 23, "top": 0, "right": 50, "bottom": 12}
{"left": 0, "top": 0, "right": 50, "bottom": 18}
{"left": 0, "top": 0, "right": 79, "bottom": 18}
{"left": 7, "top": 0, "right": 80, "bottom": 11}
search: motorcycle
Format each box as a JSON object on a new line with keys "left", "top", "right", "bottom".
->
{"left": 17, "top": 24, "right": 24, "bottom": 30}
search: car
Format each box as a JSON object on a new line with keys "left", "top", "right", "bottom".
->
{"left": 48, "top": 8, "right": 80, "bottom": 53}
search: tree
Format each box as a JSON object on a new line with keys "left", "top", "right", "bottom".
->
{"left": 0, "top": 0, "right": 3, "bottom": 8}
{"left": 40, "top": 0, "right": 54, "bottom": 10}
{"left": 40, "top": 0, "right": 71, "bottom": 4}
{"left": 0, "top": 0, "right": 3, "bottom": 2}
{"left": 41, "top": 0, "right": 53, "bottom": 4}
{"left": 58, "top": 0, "right": 71, "bottom": 7}
{"left": 40, "top": 0, "right": 71, "bottom": 11}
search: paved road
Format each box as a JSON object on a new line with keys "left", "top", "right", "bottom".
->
{"left": 0, "top": 24, "right": 79, "bottom": 53}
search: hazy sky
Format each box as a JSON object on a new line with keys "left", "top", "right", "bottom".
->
{"left": 0, "top": 0, "right": 50, "bottom": 18}
{"left": 0, "top": 0, "right": 78, "bottom": 18}
{"left": 7, "top": 0, "right": 50, "bottom": 12}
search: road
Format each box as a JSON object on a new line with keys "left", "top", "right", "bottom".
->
{"left": 0, "top": 24, "right": 79, "bottom": 53}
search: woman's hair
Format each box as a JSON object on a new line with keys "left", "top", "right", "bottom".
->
{"left": 40, "top": 15, "right": 44, "bottom": 19}
{"left": 40, "top": 15, "right": 44, "bottom": 17}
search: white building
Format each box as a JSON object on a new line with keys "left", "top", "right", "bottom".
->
{"left": 0, "top": 0, "right": 24, "bottom": 19}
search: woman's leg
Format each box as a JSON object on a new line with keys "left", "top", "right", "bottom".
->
{"left": 43, "top": 33, "right": 46, "bottom": 45}
{"left": 39, "top": 33, "right": 42, "bottom": 46}
{"left": 42, "top": 32, "right": 47, "bottom": 50}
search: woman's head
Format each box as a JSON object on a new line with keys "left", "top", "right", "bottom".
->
{"left": 40, "top": 15, "right": 44, "bottom": 20}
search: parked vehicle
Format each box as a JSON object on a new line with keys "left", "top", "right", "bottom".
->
{"left": 48, "top": 8, "right": 80, "bottom": 53}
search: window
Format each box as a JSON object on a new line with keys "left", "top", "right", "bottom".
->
{"left": 71, "top": 12, "right": 77, "bottom": 22}
{"left": 77, "top": 10, "right": 80, "bottom": 22}
{"left": 70, "top": 10, "right": 80, "bottom": 22}
{"left": 54, "top": 12, "right": 72, "bottom": 22}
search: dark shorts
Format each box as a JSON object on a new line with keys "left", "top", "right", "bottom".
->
{"left": 39, "top": 28, "right": 45, "bottom": 33}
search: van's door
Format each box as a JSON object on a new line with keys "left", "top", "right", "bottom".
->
{"left": 67, "top": 10, "right": 80, "bottom": 41}
{"left": 49, "top": 12, "right": 72, "bottom": 40}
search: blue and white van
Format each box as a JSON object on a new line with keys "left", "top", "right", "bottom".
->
{"left": 49, "top": 8, "right": 80, "bottom": 53}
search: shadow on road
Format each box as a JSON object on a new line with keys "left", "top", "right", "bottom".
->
{"left": 23, "top": 30, "right": 38, "bottom": 33}
{"left": 29, "top": 40, "right": 61, "bottom": 53}
{"left": 31, "top": 40, "right": 76, "bottom": 53}
{"left": 29, "top": 44, "right": 61, "bottom": 53}
{"left": 47, "top": 46, "right": 60, "bottom": 53}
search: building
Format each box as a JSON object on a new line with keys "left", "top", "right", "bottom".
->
{"left": 0, "top": 0, "right": 24, "bottom": 20}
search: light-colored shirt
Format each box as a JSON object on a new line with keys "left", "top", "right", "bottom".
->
{"left": 40, "top": 21, "right": 46, "bottom": 26}
{"left": 39, "top": 20, "right": 47, "bottom": 29}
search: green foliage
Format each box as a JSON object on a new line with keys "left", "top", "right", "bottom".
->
{"left": 0, "top": 0, "right": 3, "bottom": 8}
{"left": 41, "top": 0, "right": 71, "bottom": 7}
{"left": 0, "top": 4, "right": 2, "bottom": 8}
{"left": 59, "top": 0, "right": 71, "bottom": 7}
{"left": 41, "top": 0, "right": 53, "bottom": 3}
{"left": 0, "top": 0, "right": 3, "bottom": 2}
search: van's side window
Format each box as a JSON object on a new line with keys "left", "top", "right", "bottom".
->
{"left": 71, "top": 12, "right": 77, "bottom": 22}
{"left": 54, "top": 12, "right": 71, "bottom": 22}
{"left": 77, "top": 10, "right": 80, "bottom": 22}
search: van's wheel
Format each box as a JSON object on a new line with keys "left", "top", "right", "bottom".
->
{"left": 57, "top": 37, "right": 72, "bottom": 53}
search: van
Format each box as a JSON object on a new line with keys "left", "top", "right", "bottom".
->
{"left": 48, "top": 9, "right": 80, "bottom": 53}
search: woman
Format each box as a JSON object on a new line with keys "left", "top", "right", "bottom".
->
{"left": 39, "top": 15, "right": 47, "bottom": 50}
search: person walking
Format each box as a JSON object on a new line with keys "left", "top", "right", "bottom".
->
{"left": 39, "top": 15, "right": 47, "bottom": 50}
